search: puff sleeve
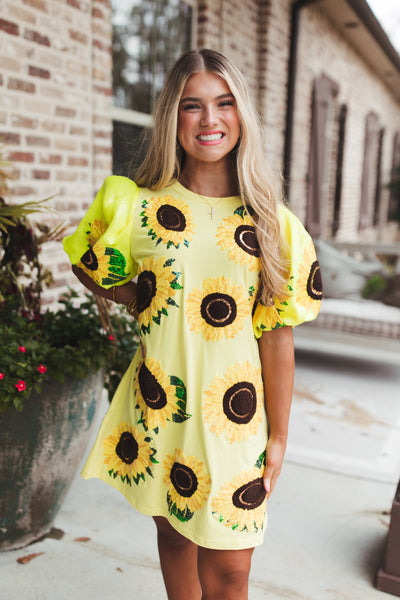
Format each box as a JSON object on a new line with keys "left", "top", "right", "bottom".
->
{"left": 62, "top": 175, "right": 139, "bottom": 289}
{"left": 252, "top": 205, "right": 322, "bottom": 338}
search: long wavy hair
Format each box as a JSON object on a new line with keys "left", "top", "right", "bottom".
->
{"left": 134, "top": 49, "right": 288, "bottom": 305}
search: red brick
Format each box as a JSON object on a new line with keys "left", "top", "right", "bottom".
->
{"left": 32, "top": 169, "right": 50, "bottom": 179}
{"left": 70, "top": 125, "right": 87, "bottom": 135}
{"left": 69, "top": 29, "right": 87, "bottom": 44}
{"left": 67, "top": 0, "right": 79, "bottom": 8}
{"left": 39, "top": 153, "right": 62, "bottom": 165}
{"left": 9, "top": 151, "right": 34, "bottom": 162}
{"left": 58, "top": 262, "right": 72, "bottom": 273}
{"left": 50, "top": 277, "right": 68, "bottom": 288}
{"left": 26, "top": 135, "right": 50, "bottom": 147}
{"left": 56, "top": 171, "right": 78, "bottom": 181}
{"left": 0, "top": 18, "right": 19, "bottom": 36}
{"left": 0, "top": 132, "right": 21, "bottom": 144}
{"left": 28, "top": 65, "right": 51, "bottom": 79}
{"left": 11, "top": 114, "right": 38, "bottom": 128}
{"left": 24, "top": 28, "right": 50, "bottom": 47}
{"left": 55, "top": 106, "right": 77, "bottom": 118}
{"left": 92, "top": 7, "right": 103, "bottom": 18}
{"left": 55, "top": 201, "right": 79, "bottom": 211}
{"left": 22, "top": 0, "right": 48, "bottom": 11}
{"left": 67, "top": 156, "right": 89, "bottom": 167}
{"left": 8, "top": 78, "right": 35, "bottom": 94}
{"left": 12, "top": 185, "right": 36, "bottom": 195}
{"left": 94, "top": 145, "right": 112, "bottom": 154}
{"left": 94, "top": 85, "right": 112, "bottom": 97}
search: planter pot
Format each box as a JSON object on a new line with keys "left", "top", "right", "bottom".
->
{"left": 0, "top": 370, "right": 104, "bottom": 551}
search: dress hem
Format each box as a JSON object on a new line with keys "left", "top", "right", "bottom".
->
{"left": 81, "top": 470, "right": 266, "bottom": 551}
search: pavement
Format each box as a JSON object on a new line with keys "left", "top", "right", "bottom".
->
{"left": 1, "top": 346, "right": 400, "bottom": 600}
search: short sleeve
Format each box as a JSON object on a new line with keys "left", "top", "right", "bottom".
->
{"left": 252, "top": 205, "right": 322, "bottom": 338}
{"left": 62, "top": 175, "right": 139, "bottom": 289}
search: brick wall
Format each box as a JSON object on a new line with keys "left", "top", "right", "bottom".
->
{"left": 0, "top": 0, "right": 112, "bottom": 303}
{"left": 1, "top": 0, "right": 399, "bottom": 305}
{"left": 288, "top": 2, "right": 400, "bottom": 241}
{"left": 197, "top": 0, "right": 260, "bottom": 104}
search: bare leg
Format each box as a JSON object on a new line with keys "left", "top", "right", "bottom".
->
{"left": 153, "top": 516, "right": 202, "bottom": 600}
{"left": 197, "top": 546, "right": 254, "bottom": 600}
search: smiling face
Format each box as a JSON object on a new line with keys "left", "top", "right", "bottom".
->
{"left": 177, "top": 71, "right": 241, "bottom": 171}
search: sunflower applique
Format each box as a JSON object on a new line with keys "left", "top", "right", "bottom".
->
{"left": 211, "top": 464, "right": 267, "bottom": 533}
{"left": 77, "top": 241, "right": 131, "bottom": 286}
{"left": 141, "top": 195, "right": 195, "bottom": 249}
{"left": 134, "top": 357, "right": 191, "bottom": 433}
{"left": 137, "top": 256, "right": 182, "bottom": 334}
{"left": 86, "top": 218, "right": 108, "bottom": 247}
{"left": 295, "top": 240, "right": 323, "bottom": 313}
{"left": 202, "top": 361, "right": 263, "bottom": 443}
{"left": 186, "top": 276, "right": 250, "bottom": 341}
{"left": 216, "top": 207, "right": 260, "bottom": 271}
{"left": 163, "top": 449, "right": 211, "bottom": 522}
{"left": 103, "top": 422, "right": 158, "bottom": 486}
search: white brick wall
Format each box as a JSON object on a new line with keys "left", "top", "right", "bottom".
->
{"left": 1, "top": 0, "right": 399, "bottom": 305}
{"left": 0, "top": 0, "right": 112, "bottom": 303}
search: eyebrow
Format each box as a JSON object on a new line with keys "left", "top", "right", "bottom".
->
{"left": 179, "top": 93, "right": 235, "bottom": 104}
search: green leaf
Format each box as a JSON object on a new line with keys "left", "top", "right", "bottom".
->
{"left": 170, "top": 375, "right": 185, "bottom": 387}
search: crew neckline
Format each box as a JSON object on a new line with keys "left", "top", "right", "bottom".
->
{"left": 171, "top": 180, "right": 241, "bottom": 202}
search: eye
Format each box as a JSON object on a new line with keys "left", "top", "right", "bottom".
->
{"left": 218, "top": 100, "right": 235, "bottom": 108}
{"left": 181, "top": 103, "right": 200, "bottom": 111}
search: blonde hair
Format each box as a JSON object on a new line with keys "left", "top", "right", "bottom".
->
{"left": 134, "top": 49, "right": 287, "bottom": 305}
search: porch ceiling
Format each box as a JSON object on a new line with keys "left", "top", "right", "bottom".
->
{"left": 318, "top": 0, "right": 400, "bottom": 102}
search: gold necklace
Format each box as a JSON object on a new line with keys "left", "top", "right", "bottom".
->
{"left": 179, "top": 177, "right": 226, "bottom": 220}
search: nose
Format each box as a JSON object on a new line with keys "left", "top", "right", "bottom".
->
{"left": 201, "top": 105, "right": 217, "bottom": 127}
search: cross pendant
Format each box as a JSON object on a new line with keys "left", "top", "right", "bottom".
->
{"left": 209, "top": 207, "right": 216, "bottom": 220}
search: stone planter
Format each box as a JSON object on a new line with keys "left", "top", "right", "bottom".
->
{"left": 0, "top": 370, "right": 104, "bottom": 551}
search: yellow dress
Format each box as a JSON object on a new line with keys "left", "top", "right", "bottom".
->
{"left": 63, "top": 176, "right": 322, "bottom": 550}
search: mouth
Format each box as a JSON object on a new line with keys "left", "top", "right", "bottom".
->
{"left": 197, "top": 132, "right": 224, "bottom": 144}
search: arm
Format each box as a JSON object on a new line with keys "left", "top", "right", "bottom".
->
{"left": 257, "top": 325, "right": 295, "bottom": 496}
{"left": 71, "top": 264, "right": 137, "bottom": 307}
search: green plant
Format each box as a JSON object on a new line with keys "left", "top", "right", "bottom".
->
{"left": 362, "top": 273, "right": 387, "bottom": 299}
{"left": 0, "top": 150, "right": 138, "bottom": 413}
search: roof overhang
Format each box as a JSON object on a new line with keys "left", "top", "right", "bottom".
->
{"left": 316, "top": 0, "right": 400, "bottom": 102}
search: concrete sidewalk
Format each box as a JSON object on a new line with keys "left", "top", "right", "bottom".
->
{"left": 1, "top": 349, "right": 399, "bottom": 600}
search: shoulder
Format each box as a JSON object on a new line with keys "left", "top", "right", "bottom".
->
{"left": 277, "top": 203, "right": 312, "bottom": 247}
{"left": 101, "top": 175, "right": 140, "bottom": 198}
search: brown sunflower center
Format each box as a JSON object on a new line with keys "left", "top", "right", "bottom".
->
{"left": 157, "top": 204, "right": 186, "bottom": 232}
{"left": 223, "top": 382, "right": 257, "bottom": 424}
{"left": 137, "top": 270, "right": 157, "bottom": 313}
{"left": 80, "top": 247, "right": 98, "bottom": 271}
{"left": 138, "top": 362, "right": 167, "bottom": 410}
{"left": 306, "top": 260, "right": 323, "bottom": 300}
{"left": 234, "top": 225, "right": 259, "bottom": 257}
{"left": 200, "top": 293, "right": 237, "bottom": 327}
{"left": 116, "top": 431, "right": 139, "bottom": 465}
{"left": 232, "top": 477, "right": 266, "bottom": 510}
{"left": 170, "top": 462, "right": 198, "bottom": 497}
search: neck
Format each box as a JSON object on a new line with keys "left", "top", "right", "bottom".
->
{"left": 179, "top": 162, "right": 239, "bottom": 197}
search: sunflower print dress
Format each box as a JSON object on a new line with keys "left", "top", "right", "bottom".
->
{"left": 63, "top": 175, "right": 322, "bottom": 550}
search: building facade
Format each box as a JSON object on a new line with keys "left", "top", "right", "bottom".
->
{"left": 0, "top": 0, "right": 399, "bottom": 302}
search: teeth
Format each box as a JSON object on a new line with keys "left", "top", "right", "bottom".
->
{"left": 198, "top": 133, "right": 223, "bottom": 141}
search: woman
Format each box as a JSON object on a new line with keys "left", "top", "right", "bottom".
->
{"left": 63, "top": 49, "right": 322, "bottom": 599}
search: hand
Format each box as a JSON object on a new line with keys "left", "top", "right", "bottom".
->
{"left": 263, "top": 435, "right": 287, "bottom": 497}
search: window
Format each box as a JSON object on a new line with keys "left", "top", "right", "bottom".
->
{"left": 388, "top": 132, "right": 400, "bottom": 221}
{"left": 359, "top": 112, "right": 383, "bottom": 231}
{"left": 332, "top": 104, "right": 347, "bottom": 237}
{"left": 306, "top": 74, "right": 339, "bottom": 238}
{"left": 111, "top": 0, "right": 196, "bottom": 176}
